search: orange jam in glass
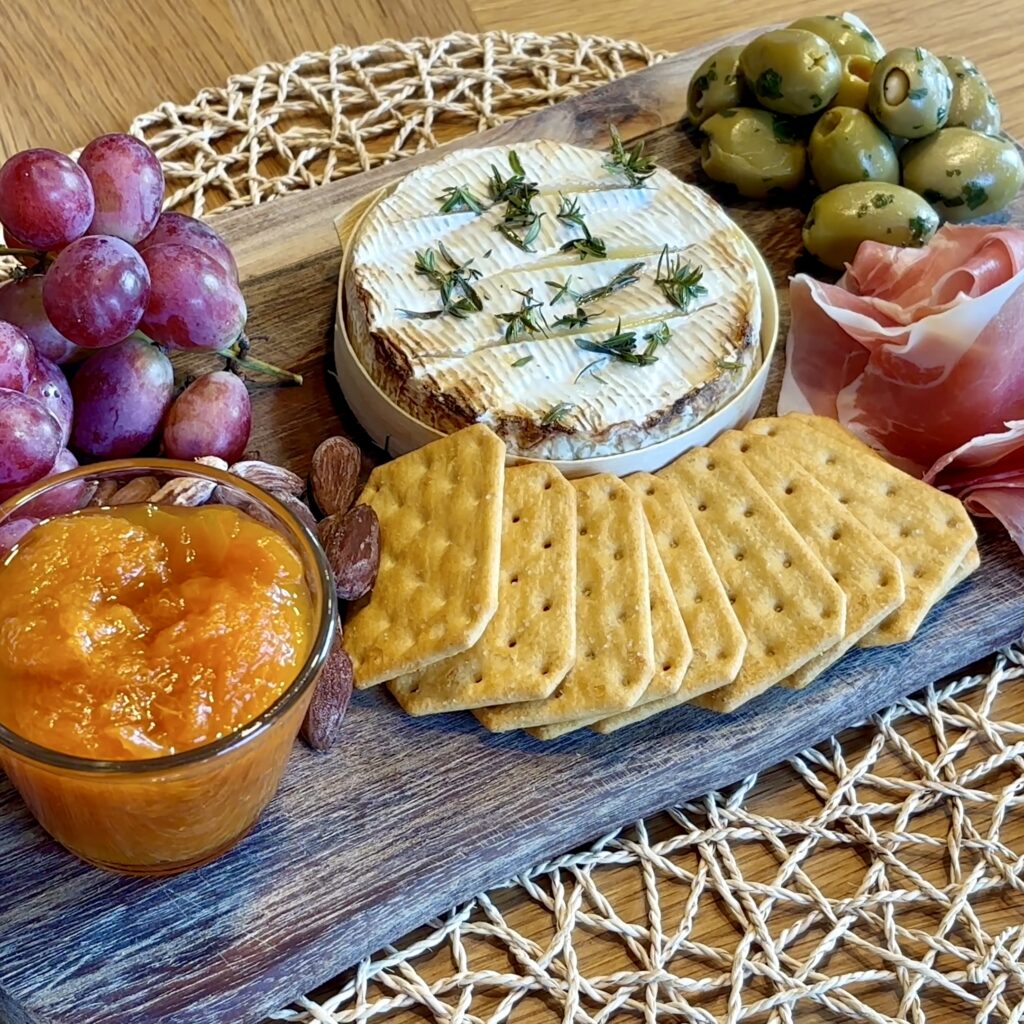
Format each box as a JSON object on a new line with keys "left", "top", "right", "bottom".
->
{"left": 0, "top": 501, "right": 326, "bottom": 874}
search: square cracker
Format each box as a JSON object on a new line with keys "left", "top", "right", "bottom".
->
{"left": 345, "top": 424, "right": 505, "bottom": 688}
{"left": 711, "top": 431, "right": 906, "bottom": 689}
{"left": 526, "top": 516, "right": 692, "bottom": 740}
{"left": 658, "top": 448, "right": 847, "bottom": 713}
{"left": 744, "top": 414, "right": 977, "bottom": 646}
{"left": 474, "top": 474, "right": 654, "bottom": 732}
{"left": 387, "top": 464, "right": 576, "bottom": 714}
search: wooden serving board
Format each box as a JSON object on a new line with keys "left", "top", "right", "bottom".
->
{"left": 3, "top": 32, "right": 1024, "bottom": 1024}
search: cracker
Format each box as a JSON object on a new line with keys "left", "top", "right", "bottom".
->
{"left": 474, "top": 474, "right": 654, "bottom": 732}
{"left": 711, "top": 430, "right": 906, "bottom": 689}
{"left": 345, "top": 424, "right": 505, "bottom": 687}
{"left": 387, "top": 464, "right": 576, "bottom": 713}
{"left": 658, "top": 449, "right": 847, "bottom": 712}
{"left": 743, "top": 414, "right": 976, "bottom": 646}
{"left": 525, "top": 517, "right": 692, "bottom": 740}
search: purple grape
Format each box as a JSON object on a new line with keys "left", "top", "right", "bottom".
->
{"left": 0, "top": 449, "right": 87, "bottom": 520}
{"left": 42, "top": 235, "right": 151, "bottom": 349}
{"left": 163, "top": 371, "right": 252, "bottom": 463}
{"left": 139, "top": 243, "right": 246, "bottom": 351}
{"left": 0, "top": 518, "right": 40, "bottom": 557}
{"left": 0, "top": 389, "right": 62, "bottom": 487}
{"left": 0, "top": 277, "right": 79, "bottom": 364}
{"left": 79, "top": 134, "right": 165, "bottom": 244}
{"left": 0, "top": 149, "right": 95, "bottom": 250}
{"left": 25, "top": 354, "right": 73, "bottom": 446}
{"left": 0, "top": 321, "right": 37, "bottom": 391}
{"left": 138, "top": 212, "right": 238, "bottom": 281}
{"left": 70, "top": 336, "right": 173, "bottom": 458}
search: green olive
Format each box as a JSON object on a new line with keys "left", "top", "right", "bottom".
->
{"left": 831, "top": 54, "right": 876, "bottom": 110}
{"left": 868, "top": 47, "right": 953, "bottom": 138}
{"left": 687, "top": 46, "right": 746, "bottom": 125}
{"left": 740, "top": 29, "right": 841, "bottom": 116}
{"left": 941, "top": 55, "right": 1001, "bottom": 133}
{"left": 901, "top": 127, "right": 1024, "bottom": 222}
{"left": 803, "top": 182, "right": 939, "bottom": 268}
{"left": 787, "top": 13, "right": 884, "bottom": 60}
{"left": 809, "top": 107, "right": 899, "bottom": 190}
{"left": 699, "top": 108, "right": 807, "bottom": 198}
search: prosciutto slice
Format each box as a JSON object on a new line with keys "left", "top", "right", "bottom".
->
{"left": 780, "top": 224, "right": 1024, "bottom": 555}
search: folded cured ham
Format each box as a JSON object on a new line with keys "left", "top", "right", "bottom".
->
{"left": 779, "top": 224, "right": 1024, "bottom": 553}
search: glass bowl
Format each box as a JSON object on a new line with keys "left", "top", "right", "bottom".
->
{"left": 0, "top": 458, "right": 337, "bottom": 876}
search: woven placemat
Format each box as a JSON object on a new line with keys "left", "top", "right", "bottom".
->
{"left": 123, "top": 31, "right": 1023, "bottom": 1023}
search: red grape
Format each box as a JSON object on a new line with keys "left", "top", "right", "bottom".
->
{"left": 0, "top": 389, "right": 62, "bottom": 487}
{"left": 0, "top": 321, "right": 37, "bottom": 391}
{"left": 71, "top": 336, "right": 173, "bottom": 458}
{"left": 0, "top": 277, "right": 79, "bottom": 364}
{"left": 163, "top": 371, "right": 252, "bottom": 463}
{"left": 0, "top": 149, "right": 95, "bottom": 250}
{"left": 25, "top": 354, "right": 73, "bottom": 446}
{"left": 138, "top": 212, "right": 238, "bottom": 281}
{"left": 43, "top": 235, "right": 151, "bottom": 348}
{"left": 139, "top": 243, "right": 246, "bottom": 350}
{"left": 79, "top": 134, "right": 164, "bottom": 244}
{"left": 0, "top": 449, "right": 86, "bottom": 520}
{"left": 0, "top": 518, "right": 40, "bottom": 558}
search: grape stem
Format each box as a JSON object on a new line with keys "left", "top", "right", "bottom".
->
{"left": 219, "top": 335, "right": 303, "bottom": 386}
{"left": 0, "top": 245, "right": 48, "bottom": 262}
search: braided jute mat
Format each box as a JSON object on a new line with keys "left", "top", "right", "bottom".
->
{"left": 124, "top": 32, "right": 1024, "bottom": 1024}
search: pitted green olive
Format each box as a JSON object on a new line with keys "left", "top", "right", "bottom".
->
{"left": 941, "top": 55, "right": 1001, "bottom": 133}
{"left": 901, "top": 127, "right": 1024, "bottom": 222}
{"left": 868, "top": 46, "right": 953, "bottom": 138}
{"left": 699, "top": 108, "right": 807, "bottom": 198}
{"left": 687, "top": 46, "right": 746, "bottom": 125}
{"left": 740, "top": 29, "right": 841, "bottom": 116}
{"left": 803, "top": 182, "right": 939, "bottom": 268}
{"left": 831, "top": 54, "right": 876, "bottom": 110}
{"left": 787, "top": 13, "right": 884, "bottom": 60}
{"left": 809, "top": 107, "right": 899, "bottom": 190}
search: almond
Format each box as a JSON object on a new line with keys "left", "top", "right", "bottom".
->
{"left": 301, "top": 633, "right": 353, "bottom": 752}
{"left": 230, "top": 459, "right": 305, "bottom": 497}
{"left": 89, "top": 479, "right": 120, "bottom": 506}
{"left": 273, "top": 492, "right": 319, "bottom": 534}
{"left": 310, "top": 436, "right": 361, "bottom": 517}
{"left": 319, "top": 504, "right": 380, "bottom": 601}
{"left": 194, "top": 455, "right": 229, "bottom": 472}
{"left": 151, "top": 477, "right": 216, "bottom": 507}
{"left": 108, "top": 476, "right": 160, "bottom": 505}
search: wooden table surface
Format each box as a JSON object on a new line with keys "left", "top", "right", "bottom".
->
{"left": 2, "top": 3, "right": 1022, "bottom": 1023}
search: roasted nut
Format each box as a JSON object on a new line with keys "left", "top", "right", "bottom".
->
{"left": 319, "top": 504, "right": 381, "bottom": 601}
{"left": 229, "top": 459, "right": 305, "bottom": 497}
{"left": 301, "top": 633, "right": 353, "bottom": 752}
{"left": 89, "top": 479, "right": 120, "bottom": 506}
{"left": 108, "top": 475, "right": 160, "bottom": 505}
{"left": 194, "top": 455, "right": 229, "bottom": 472}
{"left": 274, "top": 491, "right": 319, "bottom": 534}
{"left": 150, "top": 477, "right": 217, "bottom": 507}
{"left": 310, "top": 436, "right": 361, "bottom": 516}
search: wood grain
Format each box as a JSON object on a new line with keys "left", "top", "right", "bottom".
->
{"left": 1, "top": 39, "right": 1024, "bottom": 1024}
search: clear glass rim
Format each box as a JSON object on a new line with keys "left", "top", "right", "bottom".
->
{"left": 0, "top": 457, "right": 337, "bottom": 775}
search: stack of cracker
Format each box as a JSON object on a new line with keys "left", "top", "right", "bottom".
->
{"left": 345, "top": 414, "right": 979, "bottom": 738}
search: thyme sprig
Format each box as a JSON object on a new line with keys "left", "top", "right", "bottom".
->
{"left": 604, "top": 124, "right": 657, "bottom": 187}
{"left": 496, "top": 288, "right": 548, "bottom": 343}
{"left": 436, "top": 183, "right": 485, "bottom": 215}
{"left": 399, "top": 243, "right": 486, "bottom": 320}
{"left": 575, "top": 318, "right": 659, "bottom": 366}
{"left": 655, "top": 245, "right": 707, "bottom": 311}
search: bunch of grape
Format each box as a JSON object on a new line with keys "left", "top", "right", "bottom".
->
{"left": 0, "top": 134, "right": 296, "bottom": 510}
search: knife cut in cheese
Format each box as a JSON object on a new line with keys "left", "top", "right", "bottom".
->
{"left": 345, "top": 139, "right": 762, "bottom": 459}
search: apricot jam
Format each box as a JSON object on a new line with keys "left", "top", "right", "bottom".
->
{"left": 0, "top": 502, "right": 324, "bottom": 874}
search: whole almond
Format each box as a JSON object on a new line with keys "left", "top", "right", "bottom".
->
{"left": 108, "top": 476, "right": 160, "bottom": 505}
{"left": 301, "top": 634, "right": 353, "bottom": 752}
{"left": 230, "top": 460, "right": 305, "bottom": 497}
{"left": 319, "top": 504, "right": 380, "bottom": 601}
{"left": 274, "top": 492, "right": 319, "bottom": 534}
{"left": 89, "top": 479, "right": 120, "bottom": 506}
{"left": 194, "top": 455, "right": 229, "bottom": 472}
{"left": 151, "top": 477, "right": 216, "bottom": 507}
{"left": 310, "top": 436, "right": 361, "bottom": 517}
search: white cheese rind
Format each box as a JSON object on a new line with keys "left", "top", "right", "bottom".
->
{"left": 346, "top": 139, "right": 761, "bottom": 458}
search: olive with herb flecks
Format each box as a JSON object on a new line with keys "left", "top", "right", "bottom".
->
{"left": 739, "top": 29, "right": 841, "bottom": 116}
{"left": 803, "top": 182, "right": 939, "bottom": 269}
{"left": 787, "top": 13, "right": 884, "bottom": 61}
{"left": 901, "top": 127, "right": 1023, "bottom": 223}
{"left": 941, "top": 55, "right": 1001, "bottom": 133}
{"left": 809, "top": 107, "right": 899, "bottom": 190}
{"left": 831, "top": 54, "right": 876, "bottom": 110}
{"left": 868, "top": 46, "right": 953, "bottom": 139}
{"left": 699, "top": 107, "right": 806, "bottom": 198}
{"left": 687, "top": 45, "right": 746, "bottom": 126}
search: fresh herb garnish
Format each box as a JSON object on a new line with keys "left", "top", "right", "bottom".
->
{"left": 655, "top": 246, "right": 707, "bottom": 311}
{"left": 556, "top": 194, "right": 588, "bottom": 231}
{"left": 717, "top": 356, "right": 744, "bottom": 370}
{"left": 553, "top": 306, "right": 595, "bottom": 330}
{"left": 963, "top": 181, "right": 989, "bottom": 210}
{"left": 547, "top": 276, "right": 575, "bottom": 305}
{"left": 810, "top": 93, "right": 823, "bottom": 109}
{"left": 642, "top": 322, "right": 671, "bottom": 359}
{"left": 907, "top": 86, "right": 929, "bottom": 101}
{"left": 495, "top": 216, "right": 544, "bottom": 252}
{"left": 541, "top": 402, "right": 574, "bottom": 425}
{"left": 921, "top": 187, "right": 945, "bottom": 204}
{"left": 756, "top": 68, "right": 784, "bottom": 100}
{"left": 771, "top": 115, "right": 801, "bottom": 144}
{"left": 436, "top": 184, "right": 485, "bottom": 215}
{"left": 400, "top": 243, "right": 485, "bottom": 319}
{"left": 575, "top": 262, "right": 644, "bottom": 305}
{"left": 908, "top": 215, "right": 932, "bottom": 245}
{"left": 511, "top": 354, "right": 535, "bottom": 367}
{"left": 871, "top": 192, "right": 895, "bottom": 209}
{"left": 603, "top": 124, "right": 656, "bottom": 187}
{"left": 573, "top": 357, "right": 609, "bottom": 384}
{"left": 490, "top": 151, "right": 544, "bottom": 250}
{"left": 495, "top": 288, "right": 548, "bottom": 342}
{"left": 560, "top": 233, "right": 608, "bottom": 260}
{"left": 575, "top": 318, "right": 659, "bottom": 366}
